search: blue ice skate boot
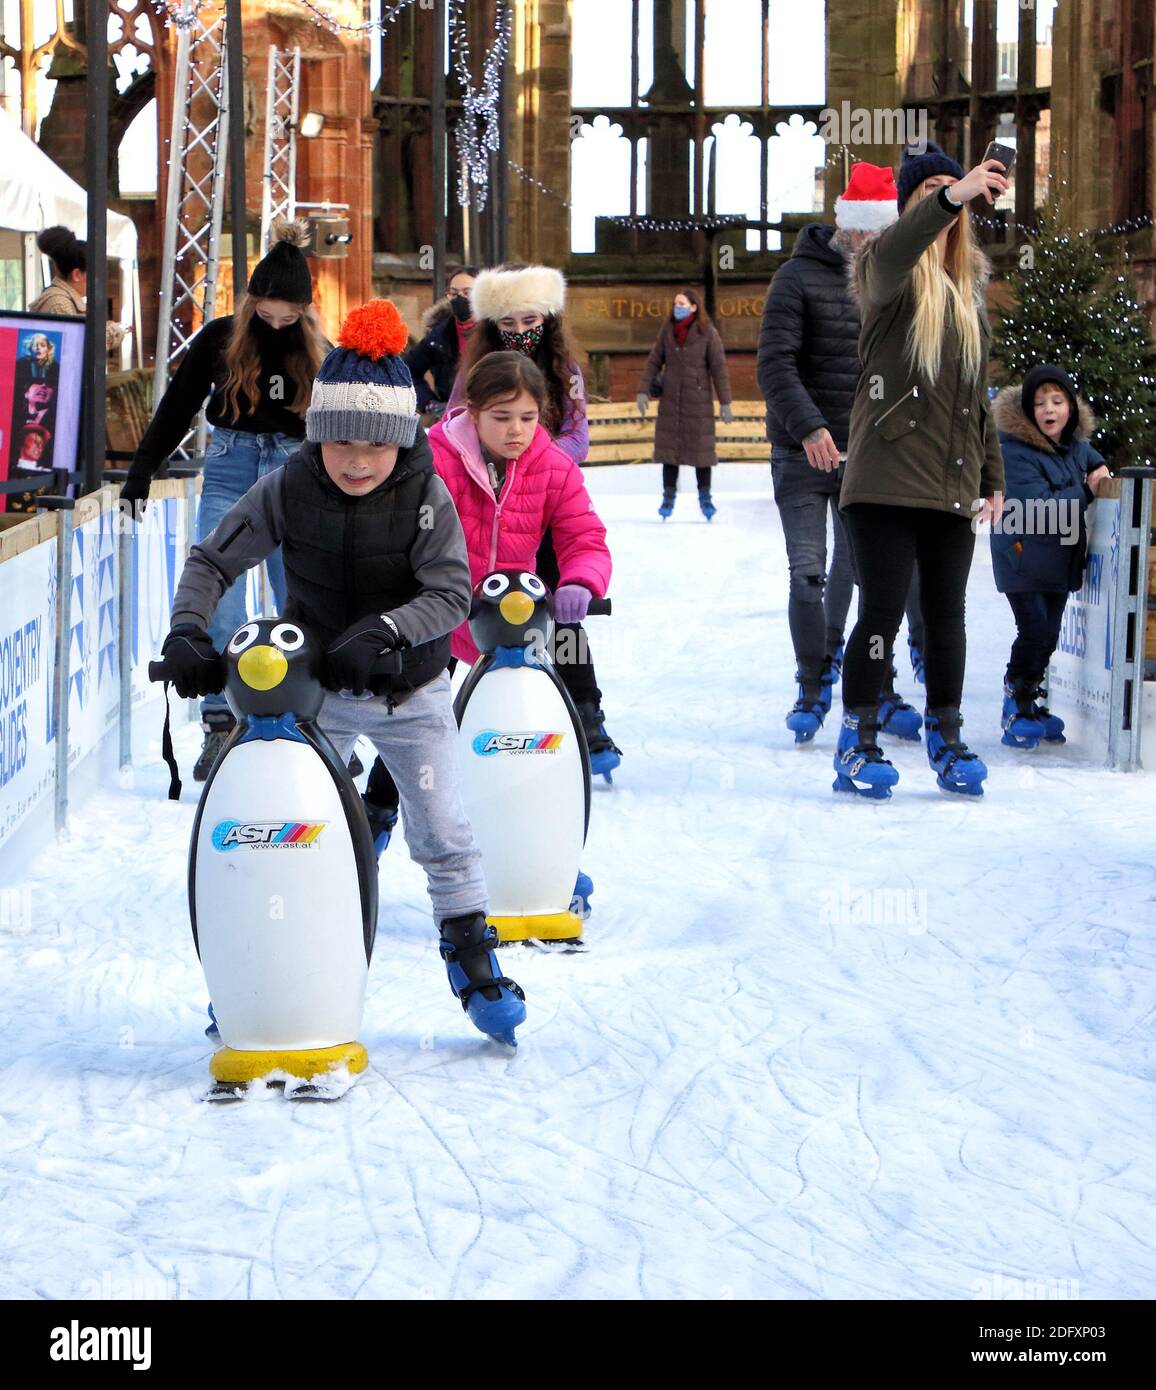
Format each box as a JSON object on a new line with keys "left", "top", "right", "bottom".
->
{"left": 363, "top": 796, "right": 399, "bottom": 855}
{"left": 879, "top": 667, "right": 922, "bottom": 741}
{"left": 658, "top": 487, "right": 676, "bottom": 520}
{"left": 439, "top": 912, "right": 527, "bottom": 1047}
{"left": 1029, "top": 680, "right": 1066, "bottom": 743}
{"left": 786, "top": 675, "right": 826, "bottom": 744}
{"left": 1000, "top": 680, "right": 1045, "bottom": 750}
{"left": 926, "top": 709, "right": 987, "bottom": 795}
{"left": 577, "top": 699, "right": 622, "bottom": 782}
{"left": 570, "top": 871, "right": 594, "bottom": 919}
{"left": 908, "top": 637, "right": 925, "bottom": 685}
{"left": 832, "top": 709, "right": 899, "bottom": 799}
{"left": 817, "top": 647, "right": 842, "bottom": 715}
{"left": 698, "top": 487, "right": 717, "bottom": 521}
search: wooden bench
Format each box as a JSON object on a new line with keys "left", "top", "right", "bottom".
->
{"left": 585, "top": 399, "right": 769, "bottom": 466}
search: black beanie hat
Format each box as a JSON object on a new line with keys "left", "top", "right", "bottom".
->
{"left": 896, "top": 141, "right": 965, "bottom": 211}
{"left": 247, "top": 216, "right": 313, "bottom": 304}
{"left": 1022, "top": 364, "right": 1081, "bottom": 444}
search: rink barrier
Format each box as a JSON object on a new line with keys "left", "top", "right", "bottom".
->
{"left": 586, "top": 399, "right": 769, "bottom": 465}
{"left": 0, "top": 478, "right": 197, "bottom": 846}
{"left": 1108, "top": 470, "right": 1153, "bottom": 771}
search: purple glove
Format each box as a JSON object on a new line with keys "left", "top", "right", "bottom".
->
{"left": 552, "top": 584, "right": 592, "bottom": 624}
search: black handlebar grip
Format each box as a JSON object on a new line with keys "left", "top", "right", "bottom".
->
{"left": 587, "top": 598, "right": 612, "bottom": 616}
{"left": 147, "top": 660, "right": 169, "bottom": 683}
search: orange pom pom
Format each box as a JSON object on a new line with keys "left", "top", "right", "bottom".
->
{"left": 337, "top": 299, "right": 410, "bottom": 360}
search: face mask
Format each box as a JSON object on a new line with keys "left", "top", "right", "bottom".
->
{"left": 499, "top": 323, "right": 545, "bottom": 355}
{"left": 449, "top": 296, "right": 473, "bottom": 323}
{"left": 673, "top": 305, "right": 694, "bottom": 321}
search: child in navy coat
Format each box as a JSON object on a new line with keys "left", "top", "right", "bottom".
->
{"left": 990, "top": 364, "right": 1111, "bottom": 747}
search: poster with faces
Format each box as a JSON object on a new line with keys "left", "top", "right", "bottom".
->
{"left": 0, "top": 312, "right": 85, "bottom": 513}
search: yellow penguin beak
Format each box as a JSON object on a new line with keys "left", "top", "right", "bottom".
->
{"left": 499, "top": 591, "right": 535, "bottom": 625}
{"left": 238, "top": 644, "right": 288, "bottom": 690}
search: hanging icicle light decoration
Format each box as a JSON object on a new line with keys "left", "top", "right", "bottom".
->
{"left": 295, "top": 0, "right": 418, "bottom": 35}
{"left": 451, "top": 0, "right": 511, "bottom": 212}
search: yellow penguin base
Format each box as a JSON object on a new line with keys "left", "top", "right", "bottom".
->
{"left": 488, "top": 911, "right": 584, "bottom": 943}
{"left": 210, "top": 1041, "right": 369, "bottom": 1084}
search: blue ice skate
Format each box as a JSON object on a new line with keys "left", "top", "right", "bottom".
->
{"left": 570, "top": 871, "right": 594, "bottom": 920}
{"left": 363, "top": 796, "right": 399, "bottom": 855}
{"left": 832, "top": 712, "right": 899, "bottom": 799}
{"left": 908, "top": 637, "right": 925, "bottom": 685}
{"left": 817, "top": 646, "right": 843, "bottom": 715}
{"left": 698, "top": 488, "right": 717, "bottom": 521}
{"left": 577, "top": 700, "right": 622, "bottom": 783}
{"left": 658, "top": 488, "right": 676, "bottom": 520}
{"left": 879, "top": 675, "right": 923, "bottom": 742}
{"left": 926, "top": 713, "right": 987, "bottom": 795}
{"left": 1030, "top": 683, "right": 1066, "bottom": 743}
{"left": 786, "top": 680, "right": 826, "bottom": 744}
{"left": 1000, "top": 681, "right": 1045, "bottom": 750}
{"left": 439, "top": 913, "right": 527, "bottom": 1047}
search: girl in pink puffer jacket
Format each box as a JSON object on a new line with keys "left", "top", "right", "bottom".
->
{"left": 361, "top": 352, "right": 615, "bottom": 850}
{"left": 429, "top": 351, "right": 612, "bottom": 667}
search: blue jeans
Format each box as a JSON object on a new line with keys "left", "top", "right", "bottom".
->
{"left": 197, "top": 427, "right": 295, "bottom": 716}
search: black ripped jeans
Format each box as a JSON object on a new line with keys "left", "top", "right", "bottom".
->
{"left": 840, "top": 503, "right": 976, "bottom": 714}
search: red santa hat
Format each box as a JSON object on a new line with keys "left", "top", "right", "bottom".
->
{"left": 834, "top": 163, "right": 900, "bottom": 232}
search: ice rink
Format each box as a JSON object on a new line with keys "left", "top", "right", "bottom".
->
{"left": 1, "top": 462, "right": 1153, "bottom": 1300}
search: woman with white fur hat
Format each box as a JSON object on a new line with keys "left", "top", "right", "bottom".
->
{"left": 362, "top": 262, "right": 621, "bottom": 832}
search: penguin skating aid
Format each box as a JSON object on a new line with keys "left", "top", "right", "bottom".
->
{"left": 454, "top": 570, "right": 611, "bottom": 946}
{"left": 151, "top": 620, "right": 380, "bottom": 1101}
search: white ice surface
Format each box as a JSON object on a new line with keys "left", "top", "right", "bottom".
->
{"left": 1, "top": 463, "right": 1153, "bottom": 1301}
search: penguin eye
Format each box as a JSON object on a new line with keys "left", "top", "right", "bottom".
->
{"left": 270, "top": 623, "right": 304, "bottom": 651}
{"left": 228, "top": 623, "right": 260, "bottom": 655}
{"left": 521, "top": 573, "right": 546, "bottom": 597}
{"left": 482, "top": 574, "right": 510, "bottom": 598}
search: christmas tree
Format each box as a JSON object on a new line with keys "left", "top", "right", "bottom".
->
{"left": 992, "top": 208, "right": 1156, "bottom": 467}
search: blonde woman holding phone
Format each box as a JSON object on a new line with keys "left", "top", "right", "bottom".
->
{"left": 832, "top": 144, "right": 1009, "bottom": 800}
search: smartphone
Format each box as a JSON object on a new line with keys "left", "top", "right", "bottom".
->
{"left": 983, "top": 141, "right": 1016, "bottom": 178}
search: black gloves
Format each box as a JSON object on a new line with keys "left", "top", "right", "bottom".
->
{"left": 160, "top": 624, "right": 225, "bottom": 698}
{"left": 120, "top": 472, "right": 151, "bottom": 521}
{"left": 325, "top": 613, "right": 403, "bottom": 696}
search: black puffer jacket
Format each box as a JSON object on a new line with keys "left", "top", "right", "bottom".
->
{"left": 756, "top": 224, "right": 861, "bottom": 452}
{"left": 404, "top": 300, "right": 463, "bottom": 412}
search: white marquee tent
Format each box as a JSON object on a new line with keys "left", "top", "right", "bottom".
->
{"left": 0, "top": 106, "right": 138, "bottom": 367}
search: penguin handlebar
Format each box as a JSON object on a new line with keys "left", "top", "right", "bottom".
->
{"left": 586, "top": 598, "right": 612, "bottom": 616}
{"left": 147, "top": 650, "right": 405, "bottom": 683}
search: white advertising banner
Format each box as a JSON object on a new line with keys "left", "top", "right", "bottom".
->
{"left": 67, "top": 505, "right": 120, "bottom": 767}
{"left": 1047, "top": 495, "right": 1118, "bottom": 761}
{"left": 0, "top": 537, "right": 56, "bottom": 844}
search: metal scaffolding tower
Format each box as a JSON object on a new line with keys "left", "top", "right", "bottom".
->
{"left": 260, "top": 46, "right": 302, "bottom": 250}
{"left": 152, "top": 0, "right": 232, "bottom": 456}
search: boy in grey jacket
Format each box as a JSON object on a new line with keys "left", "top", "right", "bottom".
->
{"left": 161, "top": 300, "right": 526, "bottom": 1046}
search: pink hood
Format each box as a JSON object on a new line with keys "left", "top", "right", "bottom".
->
{"left": 429, "top": 407, "right": 612, "bottom": 664}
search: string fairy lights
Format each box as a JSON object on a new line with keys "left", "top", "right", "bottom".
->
{"left": 450, "top": 0, "right": 511, "bottom": 212}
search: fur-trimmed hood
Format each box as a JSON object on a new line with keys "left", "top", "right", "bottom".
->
{"left": 421, "top": 296, "right": 455, "bottom": 334}
{"left": 471, "top": 265, "right": 566, "bottom": 323}
{"left": 992, "top": 383, "right": 1096, "bottom": 451}
{"left": 844, "top": 226, "right": 994, "bottom": 309}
